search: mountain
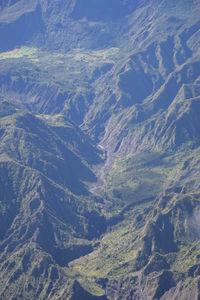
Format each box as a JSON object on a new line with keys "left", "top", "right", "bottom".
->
{"left": 0, "top": 0, "right": 200, "bottom": 299}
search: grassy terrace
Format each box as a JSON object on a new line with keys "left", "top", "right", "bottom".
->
{"left": 68, "top": 148, "right": 200, "bottom": 297}
{"left": 0, "top": 47, "right": 37, "bottom": 61}
{"left": 101, "top": 151, "right": 186, "bottom": 213}
{"left": 0, "top": 46, "right": 120, "bottom": 95}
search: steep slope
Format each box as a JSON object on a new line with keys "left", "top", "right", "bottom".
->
{"left": 0, "top": 102, "right": 109, "bottom": 299}
{"left": 0, "top": 0, "right": 140, "bottom": 51}
{"left": 0, "top": 0, "right": 200, "bottom": 299}
{"left": 70, "top": 148, "right": 200, "bottom": 299}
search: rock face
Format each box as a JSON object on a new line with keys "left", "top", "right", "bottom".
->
{"left": 0, "top": 0, "right": 200, "bottom": 299}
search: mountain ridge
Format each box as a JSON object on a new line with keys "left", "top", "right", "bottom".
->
{"left": 1, "top": 1, "right": 200, "bottom": 299}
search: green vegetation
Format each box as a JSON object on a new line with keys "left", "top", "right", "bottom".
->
{"left": 104, "top": 152, "right": 174, "bottom": 208}
{"left": 0, "top": 0, "right": 200, "bottom": 299}
{"left": 0, "top": 47, "right": 37, "bottom": 60}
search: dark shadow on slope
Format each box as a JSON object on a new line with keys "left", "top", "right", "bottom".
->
{"left": 0, "top": 3, "right": 45, "bottom": 52}
{"left": 71, "top": 281, "right": 108, "bottom": 300}
{"left": 72, "top": 0, "right": 138, "bottom": 21}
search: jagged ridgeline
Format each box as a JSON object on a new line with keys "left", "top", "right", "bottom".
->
{"left": 0, "top": 0, "right": 200, "bottom": 299}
